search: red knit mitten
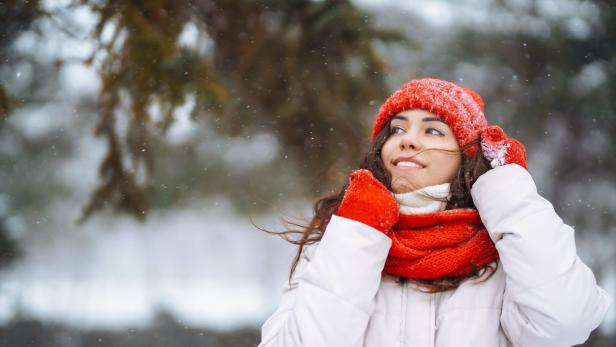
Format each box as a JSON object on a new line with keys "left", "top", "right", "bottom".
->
{"left": 336, "top": 169, "right": 400, "bottom": 233}
{"left": 480, "top": 125, "right": 528, "bottom": 170}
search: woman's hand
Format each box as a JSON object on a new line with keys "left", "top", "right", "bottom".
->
{"left": 336, "top": 169, "right": 400, "bottom": 234}
{"left": 480, "top": 125, "right": 528, "bottom": 170}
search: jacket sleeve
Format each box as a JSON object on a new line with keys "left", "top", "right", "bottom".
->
{"left": 258, "top": 215, "right": 392, "bottom": 347}
{"left": 471, "top": 164, "right": 612, "bottom": 347}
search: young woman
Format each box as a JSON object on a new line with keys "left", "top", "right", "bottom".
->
{"left": 258, "top": 78, "right": 612, "bottom": 347}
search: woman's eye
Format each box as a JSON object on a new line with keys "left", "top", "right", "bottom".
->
{"left": 390, "top": 126, "right": 444, "bottom": 136}
{"left": 426, "top": 128, "right": 444, "bottom": 136}
{"left": 390, "top": 126, "right": 405, "bottom": 134}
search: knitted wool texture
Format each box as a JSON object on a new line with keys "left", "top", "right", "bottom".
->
{"left": 366, "top": 78, "right": 511, "bottom": 279}
{"left": 371, "top": 78, "right": 528, "bottom": 169}
{"left": 385, "top": 209, "right": 499, "bottom": 280}
{"left": 371, "top": 78, "right": 487, "bottom": 156}
{"left": 335, "top": 170, "right": 498, "bottom": 281}
{"left": 336, "top": 169, "right": 399, "bottom": 233}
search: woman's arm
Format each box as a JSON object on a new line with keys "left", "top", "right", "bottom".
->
{"left": 258, "top": 215, "right": 391, "bottom": 347}
{"left": 259, "top": 170, "right": 397, "bottom": 347}
{"left": 471, "top": 164, "right": 612, "bottom": 347}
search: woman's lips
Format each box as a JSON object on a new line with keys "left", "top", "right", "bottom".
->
{"left": 394, "top": 161, "right": 424, "bottom": 170}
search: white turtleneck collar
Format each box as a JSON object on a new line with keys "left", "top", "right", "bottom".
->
{"left": 393, "top": 182, "right": 451, "bottom": 214}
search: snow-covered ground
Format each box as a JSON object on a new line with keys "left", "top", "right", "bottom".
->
{"left": 0, "top": 198, "right": 298, "bottom": 331}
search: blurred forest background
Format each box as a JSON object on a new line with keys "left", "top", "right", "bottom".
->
{"left": 1, "top": 0, "right": 615, "bottom": 346}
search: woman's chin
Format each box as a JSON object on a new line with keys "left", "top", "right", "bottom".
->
{"left": 392, "top": 184, "right": 426, "bottom": 194}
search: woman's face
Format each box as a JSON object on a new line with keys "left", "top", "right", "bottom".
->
{"left": 380, "top": 109, "right": 462, "bottom": 193}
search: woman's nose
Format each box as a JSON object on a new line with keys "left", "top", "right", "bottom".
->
{"left": 399, "top": 130, "right": 422, "bottom": 150}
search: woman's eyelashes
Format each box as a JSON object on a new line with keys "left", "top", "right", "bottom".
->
{"left": 390, "top": 126, "right": 445, "bottom": 137}
{"left": 427, "top": 128, "right": 445, "bottom": 136}
{"left": 390, "top": 126, "right": 404, "bottom": 135}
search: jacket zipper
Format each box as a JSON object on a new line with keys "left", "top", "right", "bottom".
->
{"left": 399, "top": 277, "right": 407, "bottom": 347}
{"left": 429, "top": 292, "right": 435, "bottom": 347}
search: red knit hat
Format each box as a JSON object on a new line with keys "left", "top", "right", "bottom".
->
{"left": 371, "top": 78, "right": 528, "bottom": 169}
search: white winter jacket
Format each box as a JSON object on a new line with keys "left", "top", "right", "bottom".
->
{"left": 258, "top": 164, "right": 612, "bottom": 347}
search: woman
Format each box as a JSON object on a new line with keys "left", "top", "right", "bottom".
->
{"left": 258, "top": 78, "right": 612, "bottom": 347}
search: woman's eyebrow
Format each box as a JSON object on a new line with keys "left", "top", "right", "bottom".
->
{"left": 391, "top": 115, "right": 446, "bottom": 124}
{"left": 422, "top": 117, "right": 446, "bottom": 123}
{"left": 392, "top": 115, "right": 407, "bottom": 122}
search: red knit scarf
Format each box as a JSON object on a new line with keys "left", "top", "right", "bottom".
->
{"left": 384, "top": 209, "right": 498, "bottom": 280}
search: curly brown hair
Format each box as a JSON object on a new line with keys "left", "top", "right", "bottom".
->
{"left": 262, "top": 117, "right": 498, "bottom": 292}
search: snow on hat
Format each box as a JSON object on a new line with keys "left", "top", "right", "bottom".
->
{"left": 371, "top": 78, "right": 528, "bottom": 169}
